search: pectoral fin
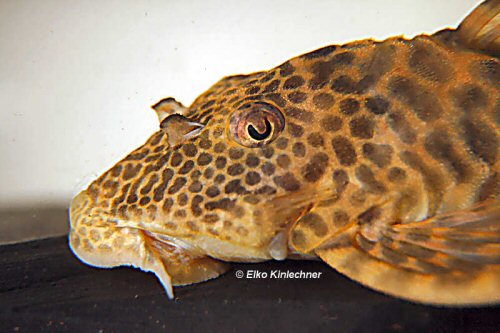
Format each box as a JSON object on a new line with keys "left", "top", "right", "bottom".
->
{"left": 316, "top": 200, "right": 500, "bottom": 305}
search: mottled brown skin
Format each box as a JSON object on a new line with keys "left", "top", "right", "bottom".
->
{"left": 70, "top": 1, "right": 500, "bottom": 305}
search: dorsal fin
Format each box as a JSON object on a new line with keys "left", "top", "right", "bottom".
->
{"left": 151, "top": 97, "right": 187, "bottom": 122}
{"left": 458, "top": 0, "right": 500, "bottom": 56}
{"left": 160, "top": 114, "right": 204, "bottom": 147}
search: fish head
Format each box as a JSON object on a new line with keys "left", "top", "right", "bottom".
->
{"left": 69, "top": 58, "right": 340, "bottom": 268}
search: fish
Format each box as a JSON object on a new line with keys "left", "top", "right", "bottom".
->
{"left": 69, "top": 0, "right": 500, "bottom": 305}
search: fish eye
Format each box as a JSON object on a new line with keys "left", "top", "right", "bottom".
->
{"left": 229, "top": 102, "right": 285, "bottom": 147}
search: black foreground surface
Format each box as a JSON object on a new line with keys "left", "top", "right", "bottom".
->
{"left": 0, "top": 237, "right": 498, "bottom": 333}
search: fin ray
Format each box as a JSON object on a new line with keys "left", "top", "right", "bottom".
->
{"left": 458, "top": 0, "right": 500, "bottom": 56}
{"left": 316, "top": 201, "right": 500, "bottom": 305}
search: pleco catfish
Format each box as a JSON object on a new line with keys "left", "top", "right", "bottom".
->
{"left": 69, "top": 0, "right": 500, "bottom": 305}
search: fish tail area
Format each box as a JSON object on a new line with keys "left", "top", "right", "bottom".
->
{"left": 458, "top": 0, "right": 500, "bottom": 56}
{"left": 316, "top": 200, "right": 500, "bottom": 306}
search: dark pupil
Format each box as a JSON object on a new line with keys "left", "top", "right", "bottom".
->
{"left": 248, "top": 118, "right": 272, "bottom": 141}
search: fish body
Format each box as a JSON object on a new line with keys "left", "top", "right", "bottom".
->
{"left": 69, "top": 0, "right": 500, "bottom": 305}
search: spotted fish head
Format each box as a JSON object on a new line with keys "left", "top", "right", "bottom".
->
{"left": 70, "top": 53, "right": 354, "bottom": 268}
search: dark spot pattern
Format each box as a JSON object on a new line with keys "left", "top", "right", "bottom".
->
{"left": 355, "top": 165, "right": 387, "bottom": 194}
{"left": 332, "top": 136, "right": 357, "bottom": 166}
{"left": 266, "top": 93, "right": 287, "bottom": 107}
{"left": 140, "top": 174, "right": 159, "bottom": 195}
{"left": 357, "top": 206, "right": 381, "bottom": 225}
{"left": 408, "top": 42, "right": 453, "bottom": 82}
{"left": 245, "top": 171, "right": 261, "bottom": 186}
{"left": 333, "top": 210, "right": 350, "bottom": 228}
{"left": 229, "top": 148, "right": 244, "bottom": 160}
{"left": 388, "top": 76, "right": 443, "bottom": 122}
{"left": 203, "top": 214, "right": 219, "bottom": 223}
{"left": 472, "top": 59, "right": 499, "bottom": 85}
{"left": 350, "top": 116, "right": 374, "bottom": 139}
{"left": 340, "top": 98, "right": 360, "bottom": 115}
{"left": 288, "top": 122, "right": 304, "bottom": 137}
{"left": 177, "top": 193, "right": 188, "bottom": 206}
{"left": 387, "top": 112, "right": 417, "bottom": 144}
{"left": 279, "top": 62, "right": 295, "bottom": 77}
{"left": 197, "top": 152, "right": 213, "bottom": 166}
{"left": 461, "top": 118, "right": 497, "bottom": 165}
{"left": 188, "top": 181, "right": 203, "bottom": 193}
{"left": 362, "top": 143, "right": 393, "bottom": 168}
{"left": 277, "top": 154, "right": 291, "bottom": 169}
{"left": 183, "top": 143, "right": 198, "bottom": 157}
{"left": 203, "top": 167, "right": 214, "bottom": 179}
{"left": 245, "top": 154, "right": 260, "bottom": 167}
{"left": 262, "top": 162, "right": 275, "bottom": 176}
{"left": 302, "top": 45, "right": 337, "bottom": 59}
{"left": 283, "top": 76, "right": 305, "bottom": 89}
{"left": 123, "top": 164, "right": 141, "bottom": 180}
{"left": 245, "top": 86, "right": 260, "bottom": 95}
{"left": 215, "top": 156, "right": 227, "bottom": 169}
{"left": 263, "top": 79, "right": 280, "bottom": 93}
{"left": 424, "top": 131, "right": 470, "bottom": 182}
{"left": 214, "top": 142, "right": 226, "bottom": 153}
{"left": 451, "top": 84, "right": 487, "bottom": 113}
{"left": 276, "top": 137, "right": 289, "bottom": 150}
{"left": 199, "top": 138, "right": 212, "bottom": 150}
{"left": 261, "top": 147, "right": 274, "bottom": 158}
{"left": 302, "top": 153, "right": 329, "bottom": 182}
{"left": 110, "top": 165, "right": 123, "bottom": 178}
{"left": 331, "top": 75, "right": 359, "bottom": 94}
{"left": 478, "top": 172, "right": 499, "bottom": 201}
{"left": 333, "top": 169, "right": 349, "bottom": 196}
{"left": 139, "top": 196, "right": 151, "bottom": 206}
{"left": 285, "top": 107, "right": 314, "bottom": 122}
{"left": 299, "top": 213, "right": 328, "bottom": 237}
{"left": 307, "top": 133, "right": 324, "bottom": 147}
{"left": 228, "top": 163, "right": 245, "bottom": 176}
{"left": 206, "top": 186, "right": 220, "bottom": 198}
{"left": 387, "top": 167, "right": 407, "bottom": 182}
{"left": 288, "top": 91, "right": 307, "bottom": 104}
{"left": 167, "top": 177, "right": 187, "bottom": 194}
{"left": 224, "top": 180, "right": 249, "bottom": 194}
{"left": 320, "top": 115, "right": 342, "bottom": 132}
{"left": 214, "top": 174, "right": 225, "bottom": 184}
{"left": 153, "top": 169, "right": 174, "bottom": 202}
{"left": 178, "top": 160, "right": 194, "bottom": 174}
{"left": 362, "top": 43, "right": 395, "bottom": 81}
{"left": 313, "top": 93, "right": 335, "bottom": 110}
{"left": 309, "top": 52, "right": 355, "bottom": 90}
{"left": 162, "top": 198, "right": 174, "bottom": 213}
{"left": 400, "top": 151, "right": 445, "bottom": 213}
{"left": 365, "top": 96, "right": 390, "bottom": 115}
{"left": 292, "top": 142, "right": 306, "bottom": 157}
{"left": 273, "top": 173, "right": 301, "bottom": 191}
{"left": 291, "top": 230, "right": 307, "bottom": 248}
{"left": 256, "top": 185, "right": 276, "bottom": 195}
{"left": 170, "top": 152, "right": 183, "bottom": 167}
{"left": 190, "top": 195, "right": 203, "bottom": 217}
